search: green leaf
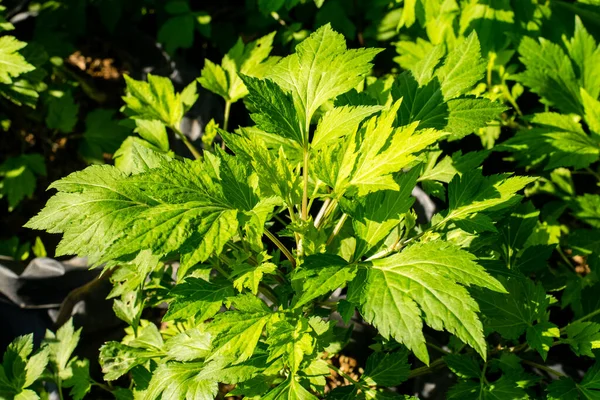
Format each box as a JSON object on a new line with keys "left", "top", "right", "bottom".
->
{"left": 582, "top": 88, "right": 600, "bottom": 140}
{"left": 266, "top": 318, "right": 314, "bottom": 373}
{"left": 444, "top": 354, "right": 481, "bottom": 379}
{"left": 113, "top": 289, "right": 143, "bottom": 330}
{"left": 143, "top": 362, "right": 218, "bottom": 400}
{"left": 198, "top": 32, "right": 275, "bottom": 103}
{"left": 0, "top": 36, "right": 35, "bottom": 84}
{"left": 113, "top": 137, "right": 170, "bottom": 175}
{"left": 516, "top": 36, "right": 582, "bottom": 115}
{"left": 165, "top": 328, "right": 212, "bottom": 361}
{"left": 564, "top": 322, "right": 600, "bottom": 357}
{"left": 0, "top": 336, "right": 31, "bottom": 396}
{"left": 269, "top": 24, "right": 382, "bottom": 144}
{"left": 473, "top": 277, "right": 548, "bottom": 340}
{"left": 315, "top": 100, "right": 445, "bottom": 196}
{"left": 99, "top": 342, "right": 152, "bottom": 381}
{"left": 458, "top": 0, "right": 514, "bottom": 55}
{"left": 448, "top": 375, "right": 527, "bottom": 399}
{"left": 123, "top": 74, "right": 184, "bottom": 128}
{"left": 436, "top": 32, "right": 486, "bottom": 100}
{"left": 569, "top": 229, "right": 600, "bottom": 256}
{"left": 206, "top": 304, "right": 272, "bottom": 365}
{"left": 0, "top": 42, "right": 45, "bottom": 108}
{"left": 46, "top": 91, "right": 79, "bottom": 133}
{"left": 196, "top": 354, "right": 267, "bottom": 386}
{"left": 567, "top": 17, "right": 600, "bottom": 100}
{"left": 580, "top": 361, "right": 600, "bottom": 396}
{"left": 79, "top": 109, "right": 130, "bottom": 163}
{"left": 62, "top": 359, "right": 92, "bottom": 400}
{"left": 262, "top": 376, "right": 318, "bottom": 400}
{"left": 222, "top": 128, "right": 301, "bottom": 207}
{"left": 0, "top": 153, "right": 46, "bottom": 211}
{"left": 232, "top": 261, "right": 277, "bottom": 295}
{"left": 548, "top": 361, "right": 600, "bottom": 399}
{"left": 133, "top": 119, "right": 169, "bottom": 152}
{"left": 163, "top": 277, "right": 234, "bottom": 322}
{"left": 444, "top": 98, "right": 507, "bottom": 139}
{"left": 570, "top": 194, "right": 600, "bottom": 228}
{"left": 158, "top": 13, "right": 195, "bottom": 55}
{"left": 24, "top": 347, "right": 48, "bottom": 387}
{"left": 547, "top": 378, "right": 580, "bottom": 400}
{"left": 293, "top": 254, "right": 358, "bottom": 308}
{"left": 392, "top": 71, "right": 505, "bottom": 140}
{"left": 241, "top": 75, "right": 303, "bottom": 144}
{"left": 351, "top": 168, "right": 419, "bottom": 259}
{"left": 354, "top": 241, "right": 505, "bottom": 364}
{"left": 394, "top": 38, "right": 436, "bottom": 71}
{"left": 497, "top": 202, "right": 540, "bottom": 268}
{"left": 420, "top": 150, "right": 489, "bottom": 186}
{"left": 526, "top": 322, "right": 559, "bottom": 361}
{"left": 26, "top": 154, "right": 263, "bottom": 267}
{"left": 44, "top": 318, "right": 81, "bottom": 377}
{"left": 446, "top": 169, "right": 536, "bottom": 222}
{"left": 14, "top": 389, "right": 38, "bottom": 400}
{"left": 500, "top": 113, "right": 600, "bottom": 170}
{"left": 311, "top": 105, "right": 383, "bottom": 151}
{"left": 360, "top": 350, "right": 410, "bottom": 387}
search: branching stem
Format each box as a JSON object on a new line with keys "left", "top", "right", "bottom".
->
{"left": 171, "top": 125, "right": 202, "bottom": 160}
{"left": 522, "top": 360, "right": 565, "bottom": 378}
{"left": 265, "top": 229, "right": 296, "bottom": 268}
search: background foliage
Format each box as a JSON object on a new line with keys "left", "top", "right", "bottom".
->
{"left": 1, "top": 0, "right": 600, "bottom": 399}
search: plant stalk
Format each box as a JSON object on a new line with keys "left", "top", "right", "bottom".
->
{"left": 171, "top": 125, "right": 202, "bottom": 160}
{"left": 302, "top": 149, "right": 309, "bottom": 222}
{"left": 561, "top": 308, "right": 600, "bottom": 332}
{"left": 327, "top": 213, "right": 348, "bottom": 245}
{"left": 265, "top": 229, "right": 296, "bottom": 268}
{"left": 221, "top": 100, "right": 232, "bottom": 150}
{"left": 521, "top": 360, "right": 565, "bottom": 378}
{"left": 57, "top": 375, "right": 65, "bottom": 400}
{"left": 314, "top": 198, "right": 331, "bottom": 227}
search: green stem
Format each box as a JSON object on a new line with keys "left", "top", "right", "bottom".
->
{"left": 502, "top": 84, "right": 523, "bottom": 116}
{"left": 171, "top": 125, "right": 202, "bottom": 160}
{"left": 298, "top": 149, "right": 310, "bottom": 258}
{"left": 57, "top": 375, "right": 65, "bottom": 400}
{"left": 93, "top": 381, "right": 114, "bottom": 393}
{"left": 314, "top": 198, "right": 331, "bottom": 228}
{"left": 367, "top": 219, "right": 447, "bottom": 261}
{"left": 408, "top": 358, "right": 446, "bottom": 379}
{"left": 214, "top": 262, "right": 231, "bottom": 279}
{"left": 265, "top": 229, "right": 296, "bottom": 268}
{"left": 561, "top": 308, "right": 600, "bottom": 332}
{"left": 221, "top": 100, "right": 232, "bottom": 150}
{"left": 556, "top": 246, "right": 575, "bottom": 270}
{"left": 329, "top": 363, "right": 365, "bottom": 390}
{"left": 302, "top": 150, "right": 309, "bottom": 222}
{"left": 426, "top": 342, "right": 451, "bottom": 355}
{"left": 306, "top": 181, "right": 322, "bottom": 214}
{"left": 521, "top": 360, "right": 565, "bottom": 378}
{"left": 586, "top": 167, "right": 600, "bottom": 182}
{"left": 316, "top": 197, "right": 339, "bottom": 229}
{"left": 480, "top": 362, "right": 488, "bottom": 391}
{"left": 223, "top": 100, "right": 231, "bottom": 131}
{"left": 327, "top": 213, "right": 348, "bottom": 245}
{"left": 486, "top": 53, "right": 495, "bottom": 89}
